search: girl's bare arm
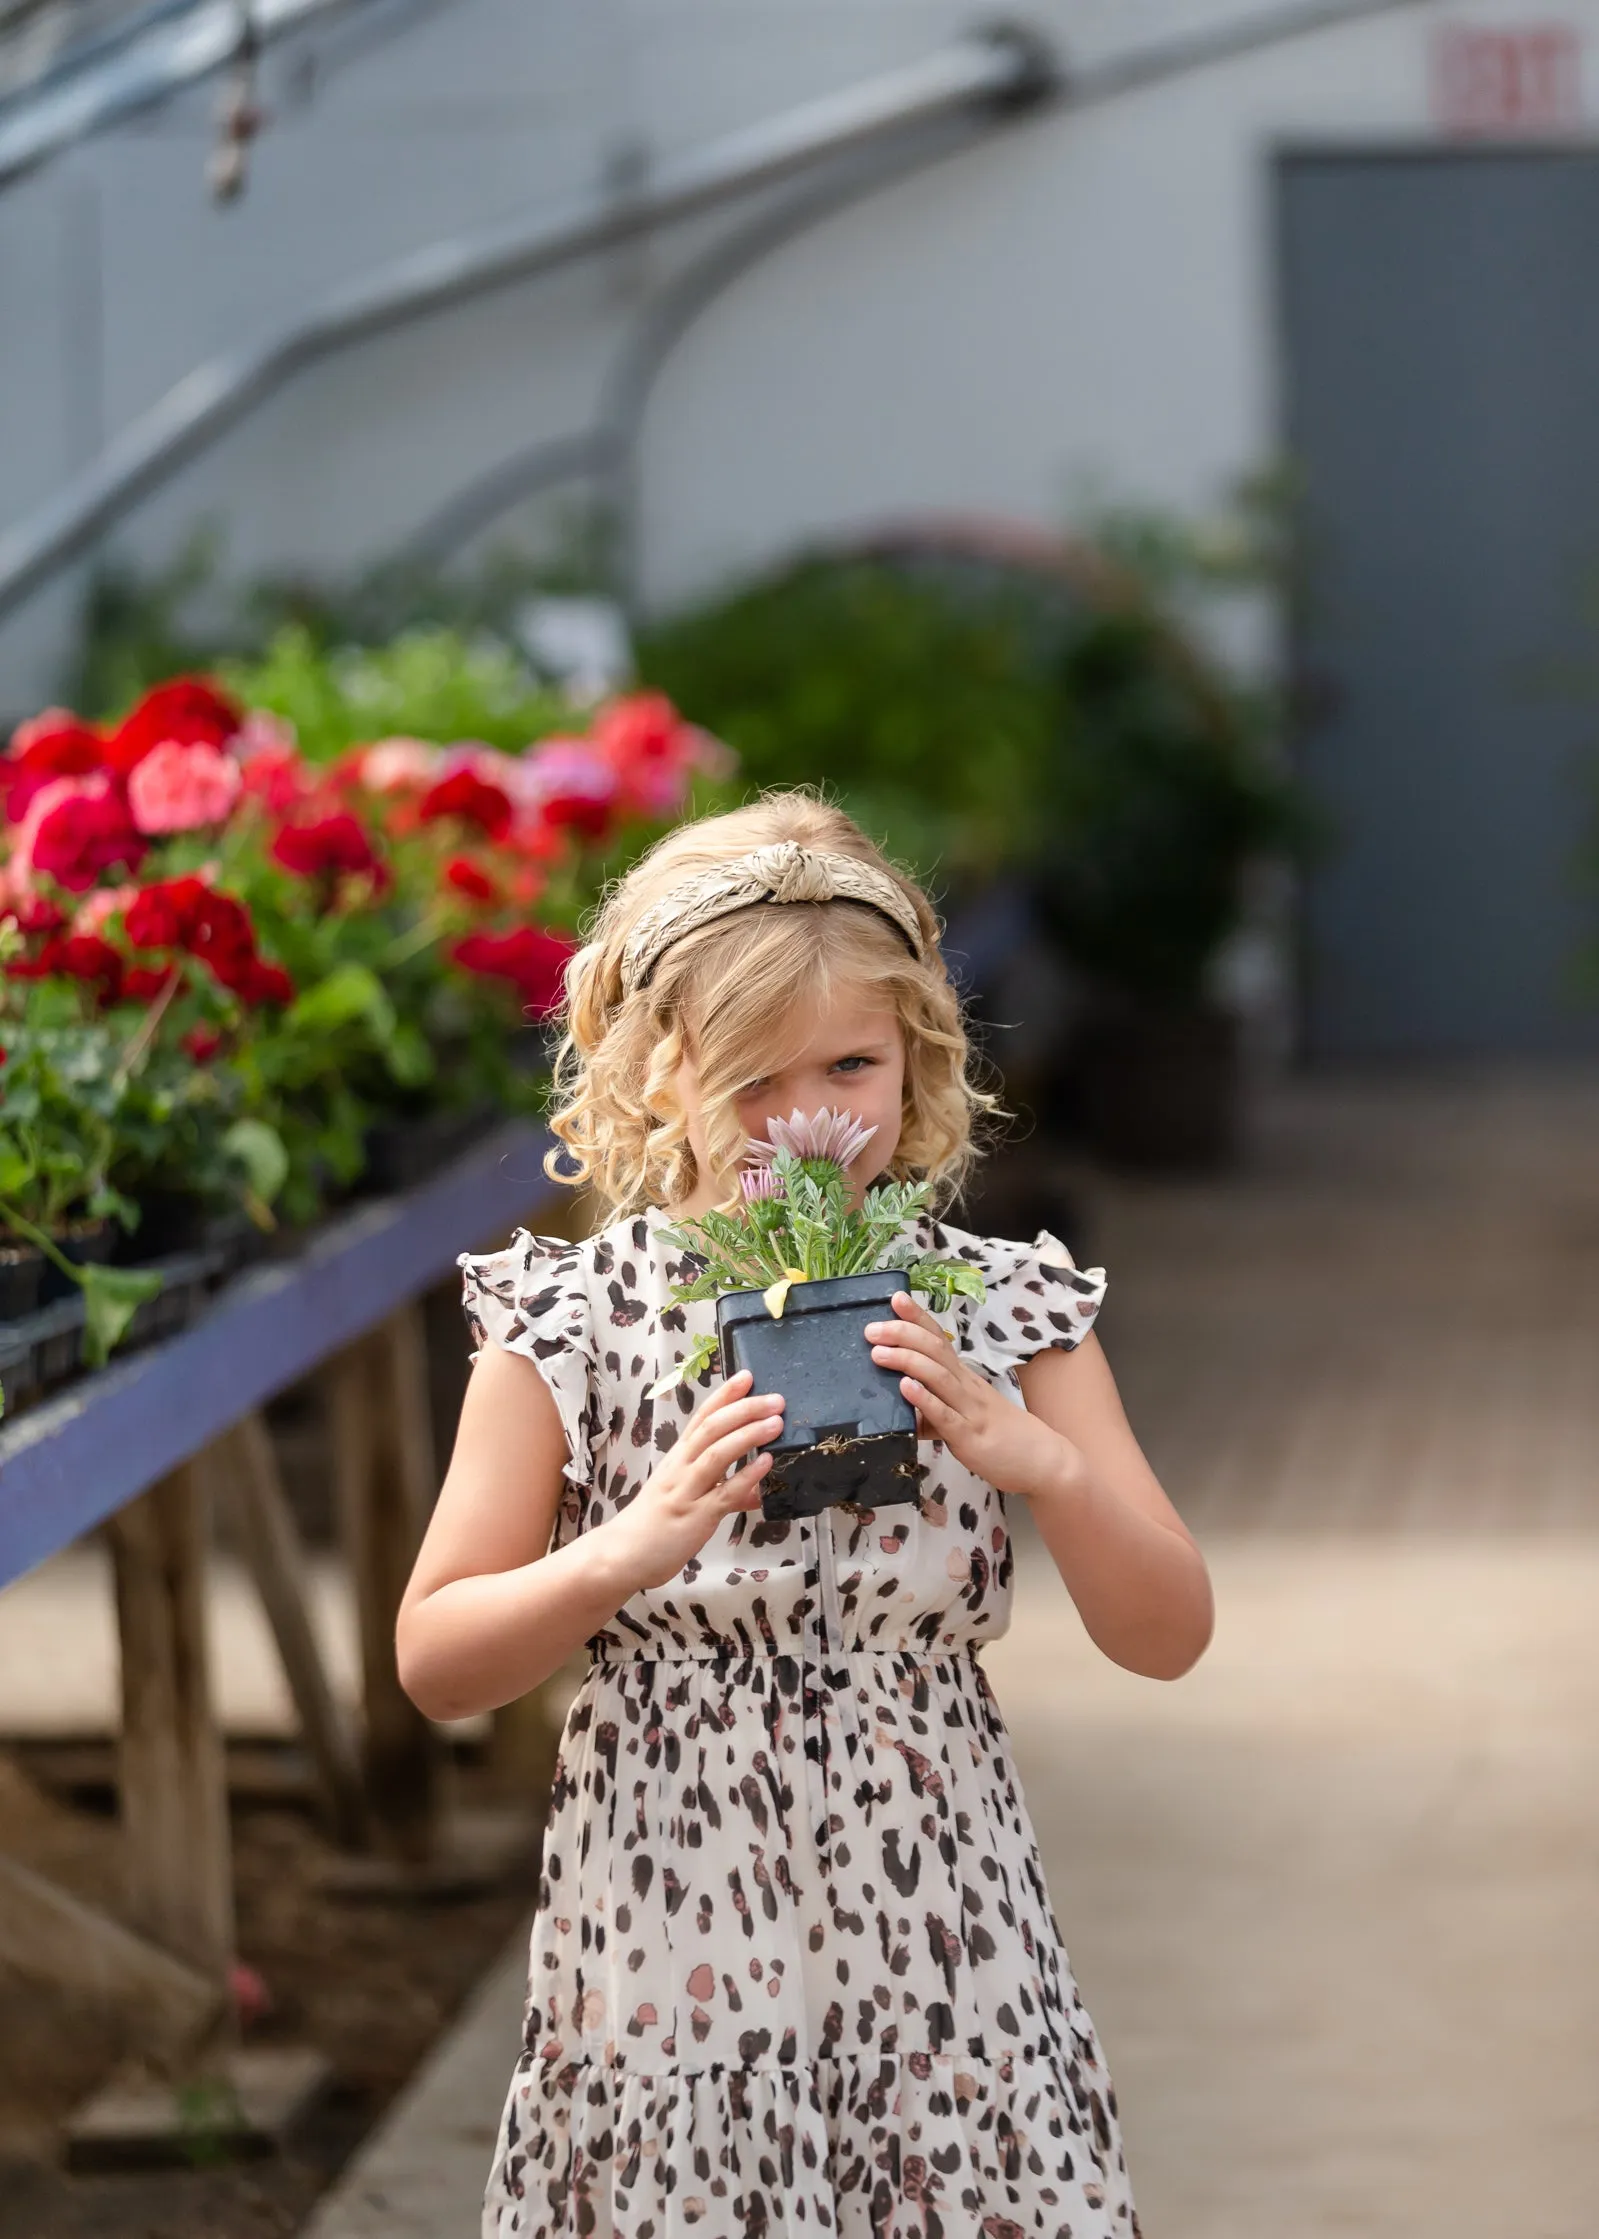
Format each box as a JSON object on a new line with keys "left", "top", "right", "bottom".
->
{"left": 867, "top": 1296, "right": 1213, "bottom": 1681}
{"left": 1015, "top": 1334, "right": 1213, "bottom": 1680}
{"left": 396, "top": 1352, "right": 782, "bottom": 1721}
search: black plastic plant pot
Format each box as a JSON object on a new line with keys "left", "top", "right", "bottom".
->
{"left": 716, "top": 1268, "right": 922, "bottom": 1521}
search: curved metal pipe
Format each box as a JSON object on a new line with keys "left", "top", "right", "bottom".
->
{"left": 396, "top": 0, "right": 1445, "bottom": 598}
{"left": 0, "top": 27, "right": 1052, "bottom": 628}
{"left": 399, "top": 118, "right": 985, "bottom": 595}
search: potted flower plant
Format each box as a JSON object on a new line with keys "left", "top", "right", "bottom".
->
{"left": 652, "top": 1109, "right": 986, "bottom": 1520}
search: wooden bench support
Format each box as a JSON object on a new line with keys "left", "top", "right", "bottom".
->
{"left": 326, "top": 1305, "right": 446, "bottom": 1862}
{"left": 213, "top": 1412, "right": 369, "bottom": 1851}
{"left": 0, "top": 1853, "right": 221, "bottom": 2062}
{"left": 105, "top": 1461, "right": 234, "bottom": 1984}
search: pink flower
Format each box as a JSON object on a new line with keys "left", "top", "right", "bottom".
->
{"left": 361, "top": 737, "right": 443, "bottom": 793}
{"left": 514, "top": 739, "right": 620, "bottom": 840}
{"left": 237, "top": 744, "right": 309, "bottom": 816}
{"left": 233, "top": 710, "right": 298, "bottom": 761}
{"left": 441, "top": 741, "right": 521, "bottom": 788}
{"left": 73, "top": 883, "right": 143, "bottom": 936}
{"left": 590, "top": 694, "right": 734, "bottom": 817}
{"left": 739, "top": 1165, "right": 785, "bottom": 1204}
{"left": 746, "top": 1107, "right": 878, "bottom": 1170}
{"left": 126, "top": 739, "right": 242, "bottom": 834}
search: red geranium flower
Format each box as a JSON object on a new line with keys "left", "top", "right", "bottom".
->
{"left": 237, "top": 745, "right": 309, "bottom": 817}
{"left": 106, "top": 677, "right": 241, "bottom": 776}
{"left": 125, "top": 876, "right": 205, "bottom": 952}
{"left": 2, "top": 713, "right": 107, "bottom": 823}
{"left": 516, "top": 740, "right": 619, "bottom": 843}
{"left": 419, "top": 768, "right": 513, "bottom": 841}
{"left": 271, "top": 812, "right": 381, "bottom": 882}
{"left": 233, "top": 959, "right": 295, "bottom": 1007}
{"left": 30, "top": 788, "right": 147, "bottom": 892}
{"left": 183, "top": 1025, "right": 225, "bottom": 1062}
{"left": 449, "top": 926, "right": 574, "bottom": 1018}
{"left": 443, "top": 855, "right": 498, "bottom": 904}
{"left": 1, "top": 895, "right": 66, "bottom": 937}
{"left": 122, "top": 964, "right": 174, "bottom": 1003}
{"left": 124, "top": 875, "right": 275, "bottom": 999}
{"left": 57, "top": 933, "right": 125, "bottom": 1002}
{"left": 3, "top": 931, "right": 123, "bottom": 1003}
{"left": 185, "top": 895, "right": 259, "bottom": 989}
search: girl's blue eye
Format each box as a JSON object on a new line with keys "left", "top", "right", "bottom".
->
{"left": 832, "top": 1055, "right": 874, "bottom": 1074}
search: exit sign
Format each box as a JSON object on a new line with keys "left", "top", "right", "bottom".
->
{"left": 1433, "top": 23, "right": 1584, "bottom": 133}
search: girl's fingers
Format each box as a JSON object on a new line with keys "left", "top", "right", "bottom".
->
{"left": 869, "top": 1341, "right": 963, "bottom": 1406}
{"left": 903, "top": 1376, "right": 959, "bottom": 1436}
{"left": 719, "top": 1455, "right": 771, "bottom": 1512}
{"left": 693, "top": 1413, "right": 784, "bottom": 1487}
{"left": 680, "top": 1382, "right": 783, "bottom": 1462}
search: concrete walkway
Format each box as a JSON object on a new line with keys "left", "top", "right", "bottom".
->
{"left": 300, "top": 1928, "right": 529, "bottom": 2239}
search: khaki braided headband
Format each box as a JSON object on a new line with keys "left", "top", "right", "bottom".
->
{"left": 619, "top": 841, "right": 925, "bottom": 999}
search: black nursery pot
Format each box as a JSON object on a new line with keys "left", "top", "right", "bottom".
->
{"left": 716, "top": 1269, "right": 921, "bottom": 1521}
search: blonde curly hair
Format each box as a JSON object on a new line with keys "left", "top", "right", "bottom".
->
{"left": 545, "top": 792, "right": 995, "bottom": 1216}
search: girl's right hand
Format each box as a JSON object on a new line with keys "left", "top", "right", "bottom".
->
{"left": 603, "top": 1370, "right": 784, "bottom": 1593}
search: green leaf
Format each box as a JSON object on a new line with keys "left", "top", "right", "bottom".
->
{"left": 286, "top": 963, "right": 397, "bottom": 1041}
{"left": 667, "top": 1272, "right": 724, "bottom": 1305}
{"left": 78, "top": 1264, "right": 165, "bottom": 1368}
{"left": 906, "top": 1257, "right": 987, "bottom": 1311}
{"left": 645, "top": 1330, "right": 719, "bottom": 1398}
{"left": 386, "top": 1020, "right": 435, "bottom": 1089}
{"left": 222, "top": 1119, "right": 290, "bottom": 1206}
{"left": 0, "top": 1146, "right": 35, "bottom": 1198}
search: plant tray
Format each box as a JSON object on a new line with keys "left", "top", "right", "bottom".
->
{"left": 0, "top": 1249, "right": 224, "bottom": 1420}
{"left": 716, "top": 1269, "right": 923, "bottom": 1521}
{"left": 122, "top": 1248, "right": 226, "bottom": 1348}
{"left": 0, "top": 1323, "right": 37, "bottom": 1416}
{"left": 0, "top": 1247, "right": 44, "bottom": 1324}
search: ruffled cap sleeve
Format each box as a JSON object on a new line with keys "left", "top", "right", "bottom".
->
{"left": 459, "top": 1228, "right": 596, "bottom": 1487}
{"left": 954, "top": 1228, "right": 1107, "bottom": 1377}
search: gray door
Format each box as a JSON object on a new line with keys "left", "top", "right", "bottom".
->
{"left": 1279, "top": 150, "right": 1599, "bottom": 1059}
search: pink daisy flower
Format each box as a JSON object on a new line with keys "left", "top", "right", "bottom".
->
{"left": 746, "top": 1107, "right": 878, "bottom": 1170}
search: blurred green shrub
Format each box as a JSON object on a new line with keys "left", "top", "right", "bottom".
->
{"left": 220, "top": 625, "right": 570, "bottom": 764}
{"left": 636, "top": 559, "right": 1063, "bottom": 886}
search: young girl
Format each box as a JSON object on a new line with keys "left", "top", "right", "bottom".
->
{"left": 398, "top": 794, "right": 1212, "bottom": 2239}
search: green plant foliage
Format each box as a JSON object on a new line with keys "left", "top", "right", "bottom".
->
{"left": 63, "top": 524, "right": 609, "bottom": 720}
{"left": 220, "top": 625, "right": 571, "bottom": 764}
{"left": 637, "top": 560, "right": 1063, "bottom": 883}
{"left": 1037, "top": 599, "right": 1323, "bottom": 1004}
{"left": 650, "top": 1149, "right": 985, "bottom": 1394}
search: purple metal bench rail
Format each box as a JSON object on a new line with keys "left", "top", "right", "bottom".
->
{"left": 0, "top": 1119, "right": 552, "bottom": 1588}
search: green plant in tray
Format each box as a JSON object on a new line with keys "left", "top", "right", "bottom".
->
{"left": 650, "top": 1108, "right": 985, "bottom": 1395}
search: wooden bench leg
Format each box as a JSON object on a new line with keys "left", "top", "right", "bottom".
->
{"left": 105, "top": 1461, "right": 234, "bottom": 1985}
{"left": 213, "top": 1412, "right": 369, "bottom": 1851}
{"left": 0, "top": 1854, "right": 221, "bottom": 2061}
{"left": 326, "top": 1305, "right": 446, "bottom": 1862}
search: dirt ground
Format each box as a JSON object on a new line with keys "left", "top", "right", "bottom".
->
{"left": 0, "top": 1747, "right": 537, "bottom": 2239}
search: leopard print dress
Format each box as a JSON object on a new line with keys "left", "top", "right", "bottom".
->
{"left": 460, "top": 1205, "right": 1140, "bottom": 2239}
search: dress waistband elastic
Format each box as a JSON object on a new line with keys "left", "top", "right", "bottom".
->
{"left": 587, "top": 1643, "right": 985, "bottom": 1671}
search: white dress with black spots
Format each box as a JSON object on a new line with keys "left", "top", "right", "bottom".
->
{"left": 460, "top": 1205, "right": 1140, "bottom": 2239}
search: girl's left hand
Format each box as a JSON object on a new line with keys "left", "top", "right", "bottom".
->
{"left": 865, "top": 1292, "right": 1077, "bottom": 1501}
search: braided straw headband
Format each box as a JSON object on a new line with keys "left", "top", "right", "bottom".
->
{"left": 618, "top": 841, "right": 926, "bottom": 1000}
